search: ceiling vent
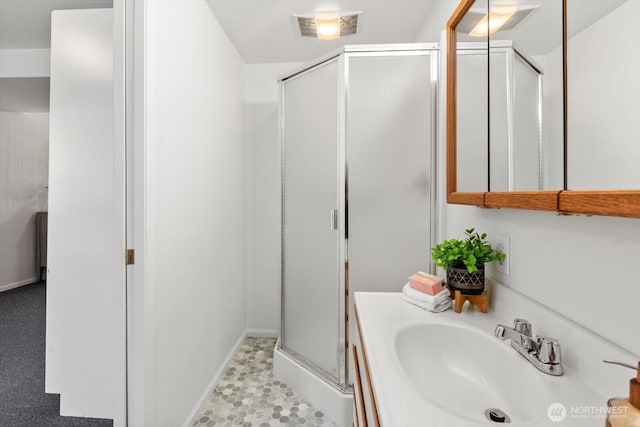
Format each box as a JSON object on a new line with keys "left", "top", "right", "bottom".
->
{"left": 295, "top": 12, "right": 361, "bottom": 40}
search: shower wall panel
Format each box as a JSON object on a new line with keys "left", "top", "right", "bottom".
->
{"left": 346, "top": 52, "right": 433, "bottom": 355}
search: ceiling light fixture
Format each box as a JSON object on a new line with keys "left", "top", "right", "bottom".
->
{"left": 315, "top": 13, "right": 341, "bottom": 40}
{"left": 295, "top": 11, "right": 361, "bottom": 41}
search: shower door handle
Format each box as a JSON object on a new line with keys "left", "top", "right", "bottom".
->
{"left": 331, "top": 209, "right": 338, "bottom": 230}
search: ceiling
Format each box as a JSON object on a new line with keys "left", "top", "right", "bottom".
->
{"left": 459, "top": 0, "right": 626, "bottom": 56}
{"left": 204, "top": 0, "right": 436, "bottom": 63}
{"left": 0, "top": 0, "right": 113, "bottom": 49}
{"left": 0, "top": 0, "right": 628, "bottom": 112}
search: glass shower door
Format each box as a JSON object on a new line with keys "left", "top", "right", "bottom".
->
{"left": 281, "top": 59, "right": 342, "bottom": 383}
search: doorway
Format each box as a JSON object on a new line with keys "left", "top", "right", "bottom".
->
{"left": 0, "top": 1, "right": 126, "bottom": 425}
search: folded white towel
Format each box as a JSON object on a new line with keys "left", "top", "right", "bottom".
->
{"left": 402, "top": 293, "right": 452, "bottom": 313}
{"left": 402, "top": 283, "right": 450, "bottom": 304}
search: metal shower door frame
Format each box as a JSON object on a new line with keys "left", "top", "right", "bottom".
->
{"left": 279, "top": 44, "right": 439, "bottom": 393}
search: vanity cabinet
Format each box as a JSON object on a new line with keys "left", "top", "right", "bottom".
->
{"left": 353, "top": 291, "right": 626, "bottom": 426}
{"left": 352, "top": 305, "right": 381, "bottom": 427}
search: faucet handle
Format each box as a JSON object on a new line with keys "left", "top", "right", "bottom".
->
{"left": 513, "top": 318, "right": 532, "bottom": 337}
{"left": 537, "top": 336, "right": 561, "bottom": 364}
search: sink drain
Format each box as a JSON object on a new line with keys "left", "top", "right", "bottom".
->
{"left": 485, "top": 408, "right": 511, "bottom": 423}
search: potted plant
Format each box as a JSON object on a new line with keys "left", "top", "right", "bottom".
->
{"left": 431, "top": 228, "right": 506, "bottom": 295}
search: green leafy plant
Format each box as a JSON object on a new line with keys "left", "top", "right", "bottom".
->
{"left": 431, "top": 228, "right": 506, "bottom": 273}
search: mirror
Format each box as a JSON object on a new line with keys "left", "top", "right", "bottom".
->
{"left": 566, "top": 0, "right": 640, "bottom": 190}
{"left": 454, "top": 0, "right": 489, "bottom": 193}
{"left": 447, "top": 0, "right": 565, "bottom": 210}
{"left": 448, "top": 0, "right": 640, "bottom": 216}
{"left": 488, "top": 0, "right": 564, "bottom": 191}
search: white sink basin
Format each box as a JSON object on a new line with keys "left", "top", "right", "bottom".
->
{"left": 395, "top": 322, "right": 548, "bottom": 423}
{"left": 354, "top": 291, "right": 632, "bottom": 426}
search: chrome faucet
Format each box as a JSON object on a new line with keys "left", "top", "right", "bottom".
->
{"left": 494, "top": 318, "right": 563, "bottom": 376}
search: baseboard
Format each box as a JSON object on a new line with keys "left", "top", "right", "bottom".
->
{"left": 181, "top": 330, "right": 247, "bottom": 427}
{"left": 0, "top": 277, "right": 39, "bottom": 293}
{"left": 245, "top": 328, "right": 279, "bottom": 338}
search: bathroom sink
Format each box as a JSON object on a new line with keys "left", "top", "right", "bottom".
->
{"left": 354, "top": 292, "right": 619, "bottom": 426}
{"left": 395, "top": 322, "right": 549, "bottom": 424}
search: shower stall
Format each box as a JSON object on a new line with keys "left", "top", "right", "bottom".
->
{"left": 275, "top": 44, "right": 438, "bottom": 421}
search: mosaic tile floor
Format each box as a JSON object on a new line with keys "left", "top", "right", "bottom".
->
{"left": 192, "top": 337, "right": 339, "bottom": 427}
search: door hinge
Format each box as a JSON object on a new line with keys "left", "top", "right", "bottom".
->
{"left": 126, "top": 249, "right": 135, "bottom": 265}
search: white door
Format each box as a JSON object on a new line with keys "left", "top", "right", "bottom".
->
{"left": 46, "top": 8, "right": 126, "bottom": 422}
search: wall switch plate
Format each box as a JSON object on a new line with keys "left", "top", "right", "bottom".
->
{"left": 495, "top": 235, "right": 510, "bottom": 276}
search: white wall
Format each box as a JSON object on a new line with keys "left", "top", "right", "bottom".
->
{"left": 414, "top": 0, "right": 459, "bottom": 43}
{"left": 144, "top": 1, "right": 246, "bottom": 425}
{"left": 245, "top": 63, "right": 304, "bottom": 105}
{"left": 422, "top": 0, "right": 640, "bottom": 358}
{"left": 46, "top": 8, "right": 115, "bottom": 418}
{"left": 446, "top": 206, "right": 640, "bottom": 357}
{"left": 0, "top": 112, "right": 49, "bottom": 292}
{"left": 244, "top": 62, "right": 303, "bottom": 334}
{"left": 0, "top": 49, "right": 50, "bottom": 78}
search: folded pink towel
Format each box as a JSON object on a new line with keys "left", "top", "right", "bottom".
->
{"left": 409, "top": 273, "right": 443, "bottom": 296}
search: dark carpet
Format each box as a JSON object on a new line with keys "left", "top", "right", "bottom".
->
{"left": 0, "top": 282, "right": 113, "bottom": 427}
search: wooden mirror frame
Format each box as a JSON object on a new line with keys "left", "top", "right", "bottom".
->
{"left": 446, "top": 0, "right": 640, "bottom": 218}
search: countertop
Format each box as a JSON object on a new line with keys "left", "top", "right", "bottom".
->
{"left": 354, "top": 290, "right": 631, "bottom": 427}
